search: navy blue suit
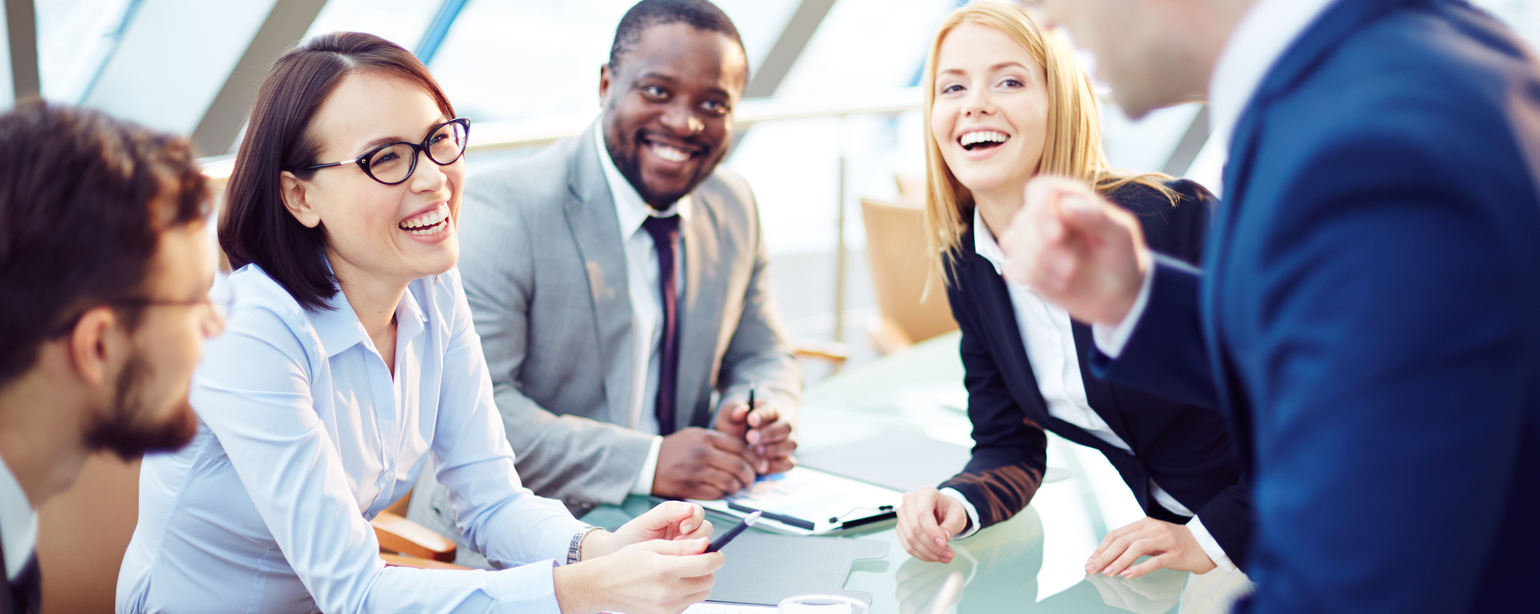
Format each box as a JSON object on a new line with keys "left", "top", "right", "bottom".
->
{"left": 1093, "top": 1, "right": 1540, "bottom": 611}
{"left": 941, "top": 180, "right": 1253, "bottom": 567}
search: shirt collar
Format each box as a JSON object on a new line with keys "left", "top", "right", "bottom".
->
{"left": 308, "top": 264, "right": 429, "bottom": 359}
{"left": 1208, "top": 0, "right": 1340, "bottom": 158}
{"left": 0, "top": 456, "right": 37, "bottom": 580}
{"left": 973, "top": 208, "right": 1007, "bottom": 275}
{"left": 594, "top": 121, "right": 692, "bottom": 240}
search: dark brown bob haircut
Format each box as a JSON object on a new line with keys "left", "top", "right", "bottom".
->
{"left": 220, "top": 31, "right": 455, "bottom": 311}
{"left": 0, "top": 101, "right": 209, "bottom": 386}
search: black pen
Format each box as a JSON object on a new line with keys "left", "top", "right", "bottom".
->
{"left": 746, "top": 388, "right": 756, "bottom": 420}
{"left": 727, "top": 500, "right": 816, "bottom": 531}
{"left": 705, "top": 511, "right": 760, "bottom": 553}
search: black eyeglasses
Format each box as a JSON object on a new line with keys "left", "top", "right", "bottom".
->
{"left": 298, "top": 118, "right": 471, "bottom": 186}
{"left": 47, "top": 284, "right": 235, "bottom": 340}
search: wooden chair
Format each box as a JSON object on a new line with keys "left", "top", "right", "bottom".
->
{"left": 35, "top": 457, "right": 465, "bottom": 614}
{"left": 371, "top": 508, "right": 467, "bottom": 570}
{"left": 895, "top": 173, "right": 927, "bottom": 199}
{"left": 860, "top": 197, "right": 958, "bottom": 354}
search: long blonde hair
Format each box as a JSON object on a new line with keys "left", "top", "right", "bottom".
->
{"left": 921, "top": 2, "right": 1174, "bottom": 285}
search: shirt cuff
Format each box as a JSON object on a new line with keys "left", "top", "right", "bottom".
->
{"left": 481, "top": 559, "right": 564, "bottom": 614}
{"left": 939, "top": 488, "right": 983, "bottom": 539}
{"left": 1187, "top": 515, "right": 1236, "bottom": 573}
{"left": 629, "top": 436, "right": 664, "bottom": 495}
{"left": 1091, "top": 251, "right": 1156, "bottom": 359}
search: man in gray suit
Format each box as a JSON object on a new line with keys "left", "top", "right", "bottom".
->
{"left": 448, "top": 0, "right": 801, "bottom": 513}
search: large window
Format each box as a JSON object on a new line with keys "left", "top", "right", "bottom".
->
{"left": 426, "top": 0, "right": 799, "bottom": 123}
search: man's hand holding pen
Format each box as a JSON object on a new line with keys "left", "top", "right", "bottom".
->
{"left": 716, "top": 388, "right": 798, "bottom": 476}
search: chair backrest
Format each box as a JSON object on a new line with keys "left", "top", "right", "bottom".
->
{"left": 894, "top": 173, "right": 926, "bottom": 199}
{"left": 860, "top": 197, "right": 958, "bottom": 352}
{"left": 37, "top": 454, "right": 140, "bottom": 614}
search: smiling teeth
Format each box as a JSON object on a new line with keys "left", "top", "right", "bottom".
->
{"left": 651, "top": 143, "right": 691, "bottom": 163}
{"left": 400, "top": 204, "right": 450, "bottom": 235}
{"left": 960, "top": 131, "right": 1010, "bottom": 147}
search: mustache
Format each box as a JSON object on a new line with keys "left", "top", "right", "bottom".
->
{"left": 634, "top": 128, "right": 710, "bottom": 153}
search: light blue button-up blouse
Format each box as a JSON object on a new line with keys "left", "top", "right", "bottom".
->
{"left": 117, "top": 264, "right": 586, "bottom": 614}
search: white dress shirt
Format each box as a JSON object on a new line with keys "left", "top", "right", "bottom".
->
{"left": 0, "top": 457, "right": 35, "bottom": 581}
{"left": 1094, "top": 0, "right": 1340, "bottom": 357}
{"left": 595, "top": 125, "right": 689, "bottom": 495}
{"left": 949, "top": 212, "right": 1231, "bottom": 571}
{"left": 118, "top": 265, "right": 587, "bottom": 614}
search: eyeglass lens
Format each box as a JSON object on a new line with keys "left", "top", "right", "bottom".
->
{"left": 364, "top": 121, "right": 468, "bottom": 184}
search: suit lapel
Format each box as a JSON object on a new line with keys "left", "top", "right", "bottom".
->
{"left": 1071, "top": 322, "right": 1134, "bottom": 448}
{"left": 962, "top": 242, "right": 1053, "bottom": 427}
{"left": 676, "top": 189, "right": 726, "bottom": 428}
{"left": 564, "top": 125, "right": 636, "bottom": 428}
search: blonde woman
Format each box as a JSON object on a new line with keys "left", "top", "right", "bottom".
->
{"left": 895, "top": 3, "right": 1248, "bottom": 580}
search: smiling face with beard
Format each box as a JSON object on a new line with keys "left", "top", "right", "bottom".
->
{"left": 85, "top": 353, "right": 200, "bottom": 460}
{"left": 600, "top": 21, "right": 748, "bottom": 209}
{"left": 82, "top": 222, "right": 221, "bottom": 461}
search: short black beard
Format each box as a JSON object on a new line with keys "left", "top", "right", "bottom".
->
{"left": 83, "top": 354, "right": 200, "bottom": 461}
{"left": 606, "top": 127, "right": 724, "bottom": 208}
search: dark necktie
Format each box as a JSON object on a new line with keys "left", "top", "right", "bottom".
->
{"left": 0, "top": 534, "right": 40, "bottom": 614}
{"left": 11, "top": 555, "right": 38, "bottom": 614}
{"left": 642, "top": 214, "right": 682, "bottom": 435}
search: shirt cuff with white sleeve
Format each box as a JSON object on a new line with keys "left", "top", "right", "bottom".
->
{"left": 629, "top": 436, "right": 665, "bottom": 495}
{"left": 939, "top": 488, "right": 983, "bottom": 539}
{"left": 1091, "top": 251, "right": 1157, "bottom": 359}
{"left": 1187, "top": 515, "right": 1236, "bottom": 573}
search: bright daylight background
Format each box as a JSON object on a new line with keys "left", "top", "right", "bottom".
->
{"left": 3, "top": 0, "right": 1536, "bottom": 368}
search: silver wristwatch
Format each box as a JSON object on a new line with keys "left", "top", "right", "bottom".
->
{"left": 567, "top": 525, "right": 601, "bottom": 565}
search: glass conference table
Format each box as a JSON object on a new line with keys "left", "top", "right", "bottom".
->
{"left": 580, "top": 332, "right": 1251, "bottom": 614}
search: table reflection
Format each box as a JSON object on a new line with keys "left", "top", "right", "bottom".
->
{"left": 893, "top": 507, "right": 1183, "bottom": 614}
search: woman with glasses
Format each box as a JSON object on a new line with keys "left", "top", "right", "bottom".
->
{"left": 118, "top": 33, "right": 720, "bottom": 614}
{"left": 895, "top": 3, "right": 1251, "bottom": 581}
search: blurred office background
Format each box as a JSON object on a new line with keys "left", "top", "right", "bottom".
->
{"left": 6, "top": 0, "right": 1539, "bottom": 376}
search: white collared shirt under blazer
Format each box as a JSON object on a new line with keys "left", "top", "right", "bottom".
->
{"left": 117, "top": 265, "right": 585, "bottom": 614}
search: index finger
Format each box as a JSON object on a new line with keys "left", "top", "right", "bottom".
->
{"left": 1023, "top": 176, "right": 1070, "bottom": 241}
{"left": 702, "top": 444, "right": 757, "bottom": 488}
{"left": 745, "top": 403, "right": 779, "bottom": 428}
{"left": 747, "top": 420, "right": 793, "bottom": 445}
{"left": 704, "top": 429, "right": 748, "bottom": 454}
{"left": 664, "top": 551, "right": 726, "bottom": 577}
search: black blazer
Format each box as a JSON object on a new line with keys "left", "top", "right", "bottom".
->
{"left": 938, "top": 179, "right": 1252, "bottom": 567}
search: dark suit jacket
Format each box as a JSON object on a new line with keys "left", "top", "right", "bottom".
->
{"left": 1093, "top": 1, "right": 1540, "bottom": 611}
{"left": 0, "top": 537, "right": 39, "bottom": 614}
{"left": 939, "top": 179, "right": 1253, "bottom": 567}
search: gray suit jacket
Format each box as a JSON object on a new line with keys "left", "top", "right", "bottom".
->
{"left": 453, "top": 124, "right": 801, "bottom": 509}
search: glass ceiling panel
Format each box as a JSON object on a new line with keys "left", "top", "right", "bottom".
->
{"left": 725, "top": 0, "right": 957, "bottom": 254}
{"left": 773, "top": 0, "right": 957, "bottom": 99}
{"left": 35, "top": 0, "right": 136, "bottom": 103}
{"left": 427, "top": 0, "right": 798, "bottom": 123}
{"left": 302, "top": 0, "right": 442, "bottom": 54}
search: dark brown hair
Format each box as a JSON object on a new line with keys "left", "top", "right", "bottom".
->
{"left": 0, "top": 101, "right": 209, "bottom": 386}
{"left": 220, "top": 31, "right": 455, "bottom": 311}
